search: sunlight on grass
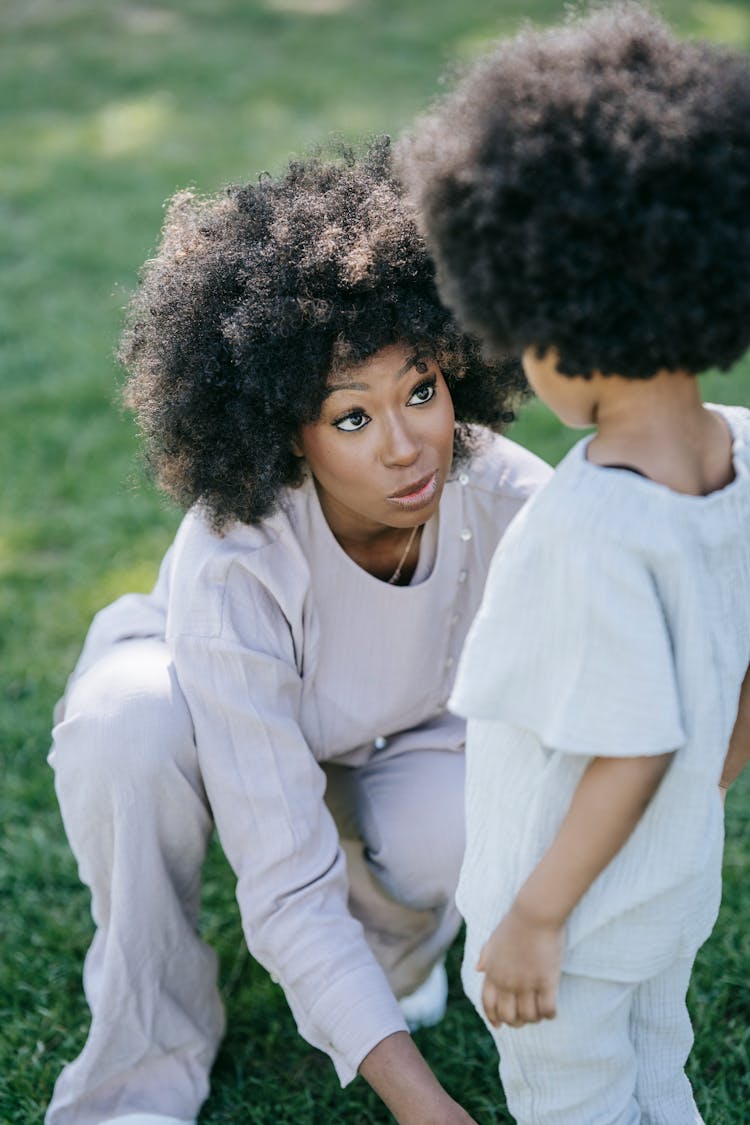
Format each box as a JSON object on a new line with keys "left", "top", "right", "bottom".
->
{"left": 94, "top": 93, "right": 177, "bottom": 158}
{"left": 265, "top": 0, "right": 356, "bottom": 12}
{"left": 113, "top": 5, "right": 183, "bottom": 35}
{"left": 85, "top": 560, "right": 162, "bottom": 610}
{"left": 0, "top": 533, "right": 12, "bottom": 576}
{"left": 26, "top": 93, "right": 177, "bottom": 162}
{"left": 5, "top": 1, "right": 750, "bottom": 1120}
{"left": 691, "top": 1, "right": 750, "bottom": 44}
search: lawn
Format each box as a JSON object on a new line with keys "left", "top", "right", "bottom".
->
{"left": 2, "top": 1, "right": 750, "bottom": 1121}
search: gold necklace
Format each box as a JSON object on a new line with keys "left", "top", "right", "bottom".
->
{"left": 387, "top": 524, "right": 419, "bottom": 585}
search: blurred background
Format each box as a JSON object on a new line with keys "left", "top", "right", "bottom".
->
{"left": 2, "top": 2, "right": 750, "bottom": 1121}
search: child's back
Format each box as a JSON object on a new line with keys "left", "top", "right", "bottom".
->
{"left": 457, "top": 401, "right": 750, "bottom": 980}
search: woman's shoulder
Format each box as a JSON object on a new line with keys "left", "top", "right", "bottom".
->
{"left": 457, "top": 426, "right": 553, "bottom": 501}
{"left": 172, "top": 504, "right": 296, "bottom": 569}
{"left": 166, "top": 500, "right": 311, "bottom": 639}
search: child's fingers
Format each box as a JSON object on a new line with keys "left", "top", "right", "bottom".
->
{"left": 481, "top": 978, "right": 497, "bottom": 1025}
{"left": 536, "top": 983, "right": 558, "bottom": 1020}
{"left": 516, "top": 990, "right": 541, "bottom": 1025}
{"left": 482, "top": 979, "right": 512, "bottom": 1027}
{"left": 489, "top": 986, "right": 524, "bottom": 1028}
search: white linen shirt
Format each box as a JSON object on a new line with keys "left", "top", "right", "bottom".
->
{"left": 65, "top": 430, "right": 550, "bottom": 1082}
{"left": 452, "top": 405, "right": 750, "bottom": 983}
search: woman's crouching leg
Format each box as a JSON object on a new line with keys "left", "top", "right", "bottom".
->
{"left": 46, "top": 640, "right": 225, "bottom": 1125}
{"left": 325, "top": 748, "right": 465, "bottom": 1001}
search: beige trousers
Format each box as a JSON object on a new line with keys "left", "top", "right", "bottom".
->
{"left": 47, "top": 639, "right": 464, "bottom": 1124}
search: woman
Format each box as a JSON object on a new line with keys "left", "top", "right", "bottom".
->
{"left": 47, "top": 138, "right": 550, "bottom": 1125}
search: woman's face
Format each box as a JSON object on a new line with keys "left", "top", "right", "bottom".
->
{"left": 297, "top": 342, "right": 456, "bottom": 540}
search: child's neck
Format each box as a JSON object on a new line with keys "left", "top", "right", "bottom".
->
{"left": 587, "top": 369, "right": 735, "bottom": 496}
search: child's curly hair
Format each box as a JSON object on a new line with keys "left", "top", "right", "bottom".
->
{"left": 397, "top": 2, "right": 750, "bottom": 379}
{"left": 120, "top": 136, "right": 526, "bottom": 529}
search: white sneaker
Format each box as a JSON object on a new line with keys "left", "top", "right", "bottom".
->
{"left": 102, "top": 1116, "right": 196, "bottom": 1125}
{"left": 398, "top": 959, "right": 448, "bottom": 1031}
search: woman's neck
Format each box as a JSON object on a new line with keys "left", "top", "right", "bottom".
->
{"left": 314, "top": 480, "right": 424, "bottom": 583}
{"left": 587, "top": 370, "right": 734, "bottom": 496}
{"left": 343, "top": 524, "right": 424, "bottom": 584}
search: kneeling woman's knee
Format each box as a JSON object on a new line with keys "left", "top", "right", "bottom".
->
{"left": 366, "top": 762, "right": 465, "bottom": 911}
{"left": 50, "top": 640, "right": 196, "bottom": 800}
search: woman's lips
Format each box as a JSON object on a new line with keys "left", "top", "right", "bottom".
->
{"left": 387, "top": 470, "right": 439, "bottom": 511}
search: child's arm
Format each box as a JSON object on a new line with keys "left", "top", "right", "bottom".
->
{"left": 479, "top": 751, "right": 673, "bottom": 1029}
{"left": 720, "top": 662, "right": 750, "bottom": 799}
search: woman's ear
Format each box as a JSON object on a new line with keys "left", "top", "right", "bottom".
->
{"left": 290, "top": 433, "right": 304, "bottom": 458}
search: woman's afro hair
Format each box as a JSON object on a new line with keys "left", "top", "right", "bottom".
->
{"left": 397, "top": 2, "right": 750, "bottom": 379}
{"left": 120, "top": 136, "right": 527, "bottom": 529}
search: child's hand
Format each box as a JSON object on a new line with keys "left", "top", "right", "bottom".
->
{"left": 477, "top": 905, "right": 565, "bottom": 1029}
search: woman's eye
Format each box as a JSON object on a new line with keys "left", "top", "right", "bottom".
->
{"left": 408, "top": 380, "right": 436, "bottom": 406}
{"left": 334, "top": 410, "right": 369, "bottom": 432}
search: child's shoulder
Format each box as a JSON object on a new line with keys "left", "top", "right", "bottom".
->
{"left": 710, "top": 402, "right": 750, "bottom": 451}
{"left": 503, "top": 434, "right": 663, "bottom": 564}
{"left": 518, "top": 402, "right": 750, "bottom": 561}
{"left": 511, "top": 435, "right": 603, "bottom": 537}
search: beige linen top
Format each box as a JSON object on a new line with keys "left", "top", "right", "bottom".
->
{"left": 66, "top": 430, "right": 551, "bottom": 1082}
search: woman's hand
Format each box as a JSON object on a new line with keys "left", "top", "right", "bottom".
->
{"left": 477, "top": 904, "right": 564, "bottom": 1029}
{"left": 359, "top": 1031, "right": 477, "bottom": 1124}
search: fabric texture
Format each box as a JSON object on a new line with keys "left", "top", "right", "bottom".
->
{"left": 462, "top": 944, "right": 703, "bottom": 1125}
{"left": 452, "top": 405, "right": 750, "bottom": 1120}
{"left": 47, "top": 642, "right": 223, "bottom": 1125}
{"left": 47, "top": 642, "right": 466, "bottom": 1123}
{"left": 51, "top": 430, "right": 550, "bottom": 1103}
{"left": 453, "top": 405, "right": 750, "bottom": 981}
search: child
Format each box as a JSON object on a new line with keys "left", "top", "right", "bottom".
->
{"left": 398, "top": 4, "right": 750, "bottom": 1122}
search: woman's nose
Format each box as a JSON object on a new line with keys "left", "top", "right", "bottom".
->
{"left": 381, "top": 415, "right": 420, "bottom": 467}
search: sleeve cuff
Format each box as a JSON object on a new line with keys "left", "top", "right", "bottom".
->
{"left": 302, "top": 964, "right": 409, "bottom": 1086}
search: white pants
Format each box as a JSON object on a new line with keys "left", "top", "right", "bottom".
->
{"left": 462, "top": 940, "right": 703, "bottom": 1125}
{"left": 47, "top": 639, "right": 464, "bottom": 1125}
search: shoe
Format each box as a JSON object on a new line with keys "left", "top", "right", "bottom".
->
{"left": 398, "top": 959, "right": 448, "bottom": 1031}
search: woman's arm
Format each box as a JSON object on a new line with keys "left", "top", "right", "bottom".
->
{"left": 169, "top": 533, "right": 460, "bottom": 1097}
{"left": 479, "top": 751, "right": 673, "bottom": 1028}
{"left": 360, "top": 1033, "right": 476, "bottom": 1125}
{"left": 720, "top": 662, "right": 750, "bottom": 794}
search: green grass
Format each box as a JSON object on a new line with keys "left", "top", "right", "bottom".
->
{"left": 2, "top": 1, "right": 750, "bottom": 1120}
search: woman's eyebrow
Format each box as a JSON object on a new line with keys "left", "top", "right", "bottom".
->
{"left": 325, "top": 351, "right": 430, "bottom": 396}
{"left": 324, "top": 379, "right": 370, "bottom": 395}
{"left": 397, "top": 351, "right": 430, "bottom": 378}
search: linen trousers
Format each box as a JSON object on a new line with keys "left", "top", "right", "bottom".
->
{"left": 462, "top": 936, "right": 704, "bottom": 1125}
{"left": 47, "top": 638, "right": 463, "bottom": 1125}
